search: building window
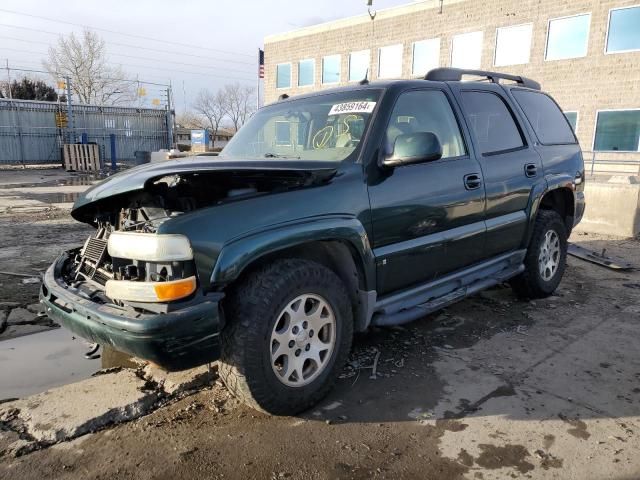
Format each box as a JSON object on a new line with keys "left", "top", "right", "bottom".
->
{"left": 494, "top": 24, "right": 533, "bottom": 67}
{"left": 461, "top": 91, "right": 525, "bottom": 155}
{"left": 378, "top": 44, "right": 403, "bottom": 79}
{"left": 348, "top": 50, "right": 370, "bottom": 82}
{"left": 545, "top": 14, "right": 591, "bottom": 60}
{"left": 412, "top": 38, "right": 440, "bottom": 77}
{"left": 298, "top": 59, "right": 315, "bottom": 87}
{"left": 451, "top": 31, "right": 483, "bottom": 69}
{"left": 594, "top": 110, "right": 640, "bottom": 152}
{"left": 564, "top": 111, "right": 578, "bottom": 132}
{"left": 322, "top": 55, "right": 341, "bottom": 84}
{"left": 512, "top": 90, "right": 576, "bottom": 145}
{"left": 276, "top": 63, "right": 291, "bottom": 89}
{"left": 606, "top": 6, "right": 640, "bottom": 53}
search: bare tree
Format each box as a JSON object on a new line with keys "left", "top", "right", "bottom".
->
{"left": 175, "top": 111, "right": 206, "bottom": 129}
{"left": 192, "top": 89, "right": 227, "bottom": 147}
{"left": 44, "top": 30, "right": 134, "bottom": 106}
{"left": 221, "top": 83, "right": 256, "bottom": 132}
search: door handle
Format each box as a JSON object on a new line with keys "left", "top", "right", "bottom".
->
{"left": 525, "top": 163, "right": 538, "bottom": 178}
{"left": 464, "top": 173, "right": 482, "bottom": 190}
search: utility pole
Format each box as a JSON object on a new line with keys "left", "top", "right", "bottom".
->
{"left": 5, "top": 59, "right": 12, "bottom": 99}
{"left": 166, "top": 84, "right": 175, "bottom": 150}
{"left": 65, "top": 76, "right": 75, "bottom": 144}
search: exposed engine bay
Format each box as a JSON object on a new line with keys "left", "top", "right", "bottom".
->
{"left": 62, "top": 168, "right": 333, "bottom": 311}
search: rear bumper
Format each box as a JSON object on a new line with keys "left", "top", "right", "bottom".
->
{"left": 40, "top": 252, "right": 223, "bottom": 371}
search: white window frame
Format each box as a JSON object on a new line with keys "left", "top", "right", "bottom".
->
{"left": 297, "top": 58, "right": 315, "bottom": 87}
{"left": 411, "top": 38, "right": 440, "bottom": 77}
{"left": 544, "top": 12, "right": 592, "bottom": 61}
{"left": 592, "top": 108, "right": 640, "bottom": 152}
{"left": 450, "top": 31, "right": 483, "bottom": 69}
{"left": 275, "top": 62, "right": 292, "bottom": 90}
{"left": 493, "top": 23, "right": 533, "bottom": 67}
{"left": 563, "top": 110, "right": 579, "bottom": 132}
{"left": 348, "top": 50, "right": 370, "bottom": 83}
{"left": 378, "top": 43, "right": 404, "bottom": 79}
{"left": 604, "top": 4, "right": 640, "bottom": 55}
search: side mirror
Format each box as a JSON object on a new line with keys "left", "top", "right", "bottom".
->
{"left": 383, "top": 132, "right": 443, "bottom": 168}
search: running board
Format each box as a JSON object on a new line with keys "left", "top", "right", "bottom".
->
{"left": 371, "top": 250, "right": 525, "bottom": 327}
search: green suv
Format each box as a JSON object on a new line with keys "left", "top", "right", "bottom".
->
{"left": 41, "top": 69, "right": 585, "bottom": 414}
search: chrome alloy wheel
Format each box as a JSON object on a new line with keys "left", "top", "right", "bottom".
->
{"left": 269, "top": 294, "right": 336, "bottom": 387}
{"left": 538, "top": 229, "right": 560, "bottom": 281}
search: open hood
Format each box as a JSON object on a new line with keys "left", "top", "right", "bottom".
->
{"left": 71, "top": 157, "right": 340, "bottom": 223}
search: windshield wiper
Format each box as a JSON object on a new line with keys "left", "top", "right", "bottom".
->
{"left": 264, "top": 153, "right": 301, "bottom": 159}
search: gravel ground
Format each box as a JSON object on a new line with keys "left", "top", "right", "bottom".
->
{"left": 1, "top": 169, "right": 639, "bottom": 479}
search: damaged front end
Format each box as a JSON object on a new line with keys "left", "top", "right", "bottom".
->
{"left": 40, "top": 158, "right": 337, "bottom": 370}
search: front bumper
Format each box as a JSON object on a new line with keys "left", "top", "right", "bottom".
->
{"left": 40, "top": 252, "right": 223, "bottom": 371}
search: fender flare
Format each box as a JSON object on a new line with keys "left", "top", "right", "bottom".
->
{"left": 523, "top": 174, "right": 576, "bottom": 247}
{"left": 209, "top": 215, "right": 376, "bottom": 292}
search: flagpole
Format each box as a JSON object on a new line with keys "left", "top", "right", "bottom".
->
{"left": 256, "top": 48, "right": 260, "bottom": 111}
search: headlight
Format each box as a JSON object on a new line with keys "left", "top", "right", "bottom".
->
{"left": 105, "top": 276, "right": 197, "bottom": 302}
{"left": 107, "top": 232, "right": 193, "bottom": 261}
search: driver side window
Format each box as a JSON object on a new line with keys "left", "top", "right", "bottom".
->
{"left": 386, "top": 90, "right": 466, "bottom": 159}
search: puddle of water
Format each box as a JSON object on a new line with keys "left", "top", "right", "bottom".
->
{"left": 0, "top": 327, "right": 134, "bottom": 401}
{"left": 0, "top": 328, "right": 138, "bottom": 402}
{"left": 22, "top": 191, "right": 82, "bottom": 204}
{"left": 0, "top": 327, "right": 99, "bottom": 400}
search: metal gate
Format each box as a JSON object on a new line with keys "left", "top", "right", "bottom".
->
{"left": 0, "top": 98, "right": 170, "bottom": 165}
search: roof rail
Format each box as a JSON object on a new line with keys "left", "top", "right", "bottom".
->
{"left": 425, "top": 68, "right": 541, "bottom": 90}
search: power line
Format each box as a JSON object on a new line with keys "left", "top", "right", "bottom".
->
{"left": 2, "top": 57, "right": 256, "bottom": 84}
{"left": 0, "top": 23, "right": 256, "bottom": 66}
{"left": 0, "top": 8, "right": 255, "bottom": 58}
{"left": 3, "top": 61, "right": 174, "bottom": 85}
{"left": 0, "top": 44, "right": 254, "bottom": 76}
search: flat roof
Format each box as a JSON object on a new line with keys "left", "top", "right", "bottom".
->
{"left": 264, "top": 0, "right": 467, "bottom": 44}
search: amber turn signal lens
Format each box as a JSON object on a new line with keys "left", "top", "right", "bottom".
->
{"left": 153, "top": 277, "right": 197, "bottom": 301}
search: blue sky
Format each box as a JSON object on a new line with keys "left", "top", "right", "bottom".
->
{"left": 0, "top": 0, "right": 415, "bottom": 111}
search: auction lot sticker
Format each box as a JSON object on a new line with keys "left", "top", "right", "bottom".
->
{"left": 328, "top": 101, "right": 377, "bottom": 116}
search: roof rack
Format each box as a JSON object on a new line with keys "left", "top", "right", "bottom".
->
{"left": 425, "top": 68, "right": 541, "bottom": 90}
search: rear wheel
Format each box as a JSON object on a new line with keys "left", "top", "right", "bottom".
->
{"left": 510, "top": 209, "right": 568, "bottom": 299}
{"left": 219, "top": 258, "right": 353, "bottom": 415}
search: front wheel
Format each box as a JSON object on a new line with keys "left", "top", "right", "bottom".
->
{"left": 510, "top": 209, "right": 568, "bottom": 299}
{"left": 219, "top": 258, "right": 353, "bottom": 415}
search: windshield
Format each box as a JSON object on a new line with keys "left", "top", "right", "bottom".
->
{"left": 220, "top": 89, "right": 382, "bottom": 161}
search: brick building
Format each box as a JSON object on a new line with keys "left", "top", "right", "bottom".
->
{"left": 263, "top": 0, "right": 640, "bottom": 157}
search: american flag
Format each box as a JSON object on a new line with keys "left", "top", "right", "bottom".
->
{"left": 258, "top": 49, "right": 265, "bottom": 79}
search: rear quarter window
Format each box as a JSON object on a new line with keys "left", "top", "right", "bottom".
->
{"left": 512, "top": 90, "right": 576, "bottom": 145}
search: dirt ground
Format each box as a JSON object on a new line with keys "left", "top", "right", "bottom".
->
{"left": 1, "top": 168, "right": 640, "bottom": 479}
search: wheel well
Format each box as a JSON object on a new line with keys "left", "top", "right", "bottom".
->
{"left": 539, "top": 188, "right": 575, "bottom": 232}
{"left": 228, "top": 241, "right": 369, "bottom": 331}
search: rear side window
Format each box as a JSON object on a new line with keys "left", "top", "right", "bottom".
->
{"left": 461, "top": 91, "right": 525, "bottom": 155}
{"left": 512, "top": 90, "right": 576, "bottom": 145}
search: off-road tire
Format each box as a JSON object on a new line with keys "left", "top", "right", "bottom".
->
{"left": 510, "top": 209, "right": 568, "bottom": 299}
{"left": 218, "top": 258, "right": 353, "bottom": 415}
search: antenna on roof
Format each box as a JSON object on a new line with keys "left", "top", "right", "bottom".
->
{"left": 359, "top": 69, "right": 369, "bottom": 85}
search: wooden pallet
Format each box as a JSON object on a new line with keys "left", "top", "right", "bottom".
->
{"left": 63, "top": 144, "right": 101, "bottom": 172}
